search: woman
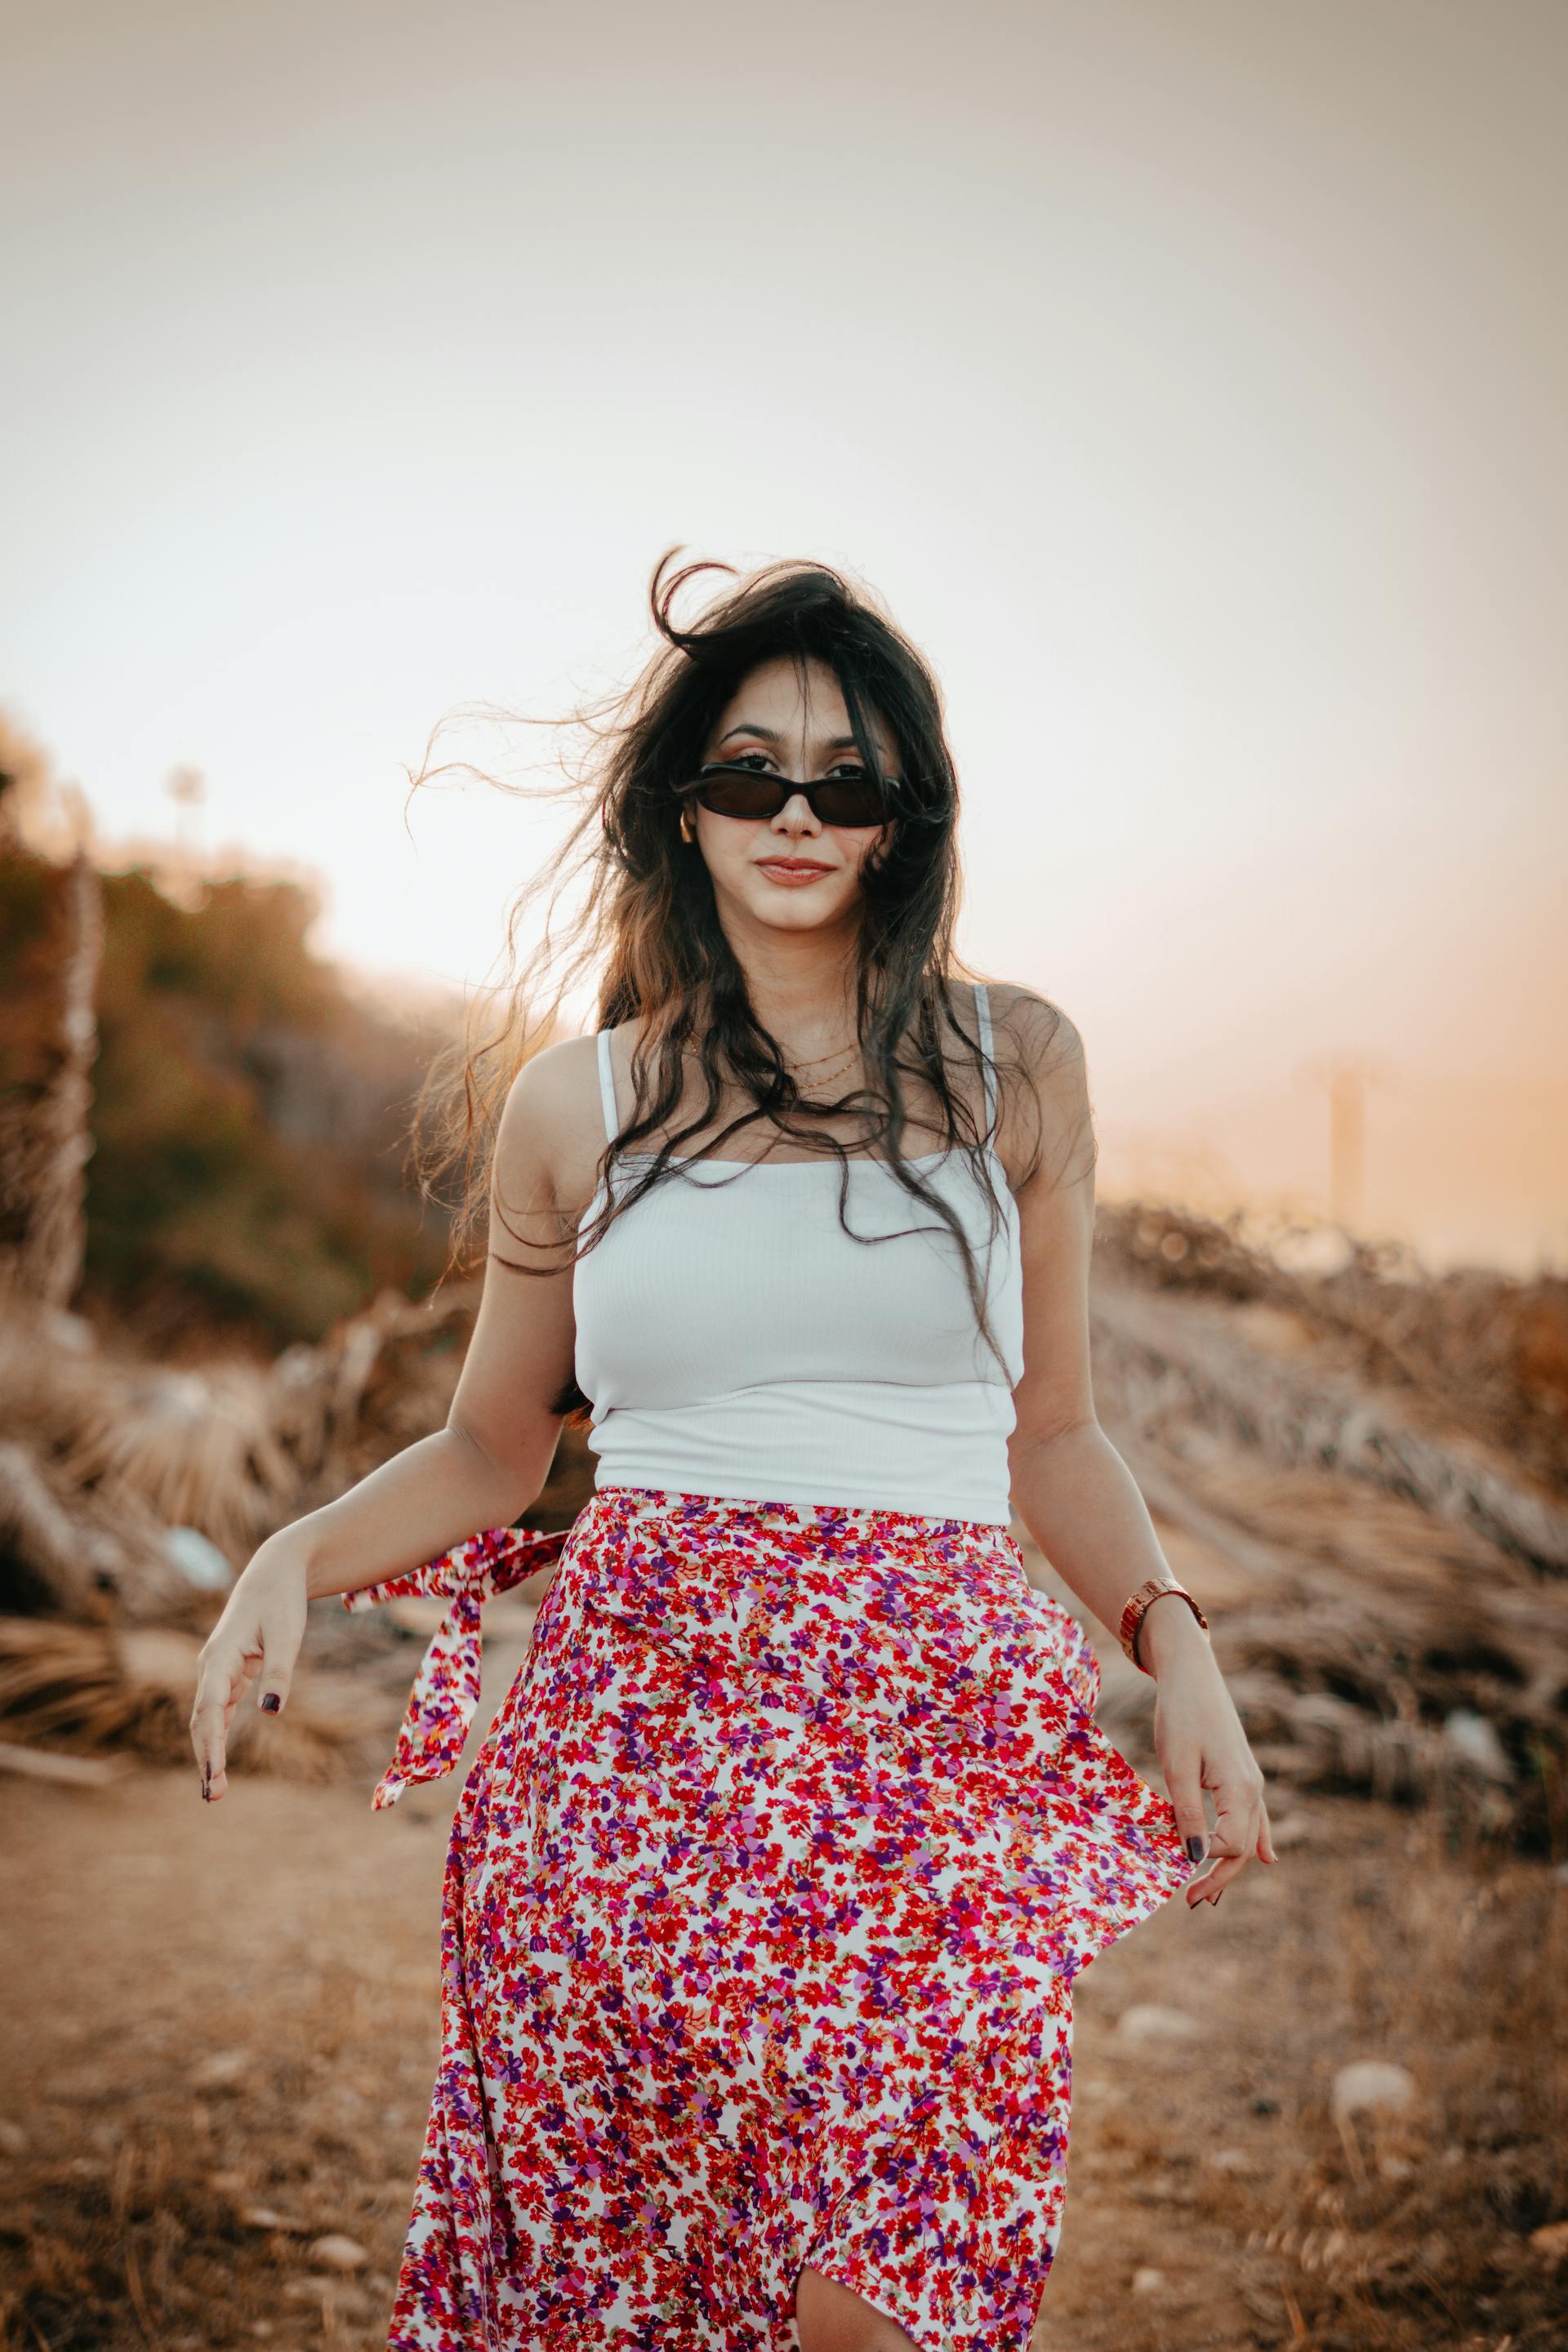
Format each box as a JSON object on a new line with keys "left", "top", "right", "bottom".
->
{"left": 191, "top": 553, "right": 1275, "bottom": 2352}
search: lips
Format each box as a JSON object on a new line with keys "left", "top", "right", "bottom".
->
{"left": 756, "top": 859, "right": 832, "bottom": 878}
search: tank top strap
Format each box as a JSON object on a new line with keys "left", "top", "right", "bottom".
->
{"left": 973, "top": 981, "right": 998, "bottom": 1132}
{"left": 595, "top": 1029, "right": 620, "bottom": 1146}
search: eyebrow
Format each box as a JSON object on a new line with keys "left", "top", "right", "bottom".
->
{"left": 718, "top": 723, "right": 871, "bottom": 753}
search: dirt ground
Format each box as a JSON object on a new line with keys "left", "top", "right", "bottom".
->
{"left": 1, "top": 1578, "right": 1562, "bottom": 2352}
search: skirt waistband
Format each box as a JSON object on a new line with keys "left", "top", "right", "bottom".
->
{"left": 341, "top": 1483, "right": 1091, "bottom": 1811}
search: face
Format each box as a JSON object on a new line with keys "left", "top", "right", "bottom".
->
{"left": 684, "top": 655, "right": 897, "bottom": 938}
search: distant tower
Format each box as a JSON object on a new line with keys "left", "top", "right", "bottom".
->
{"left": 165, "top": 764, "right": 206, "bottom": 902}
{"left": 1299, "top": 1056, "right": 1394, "bottom": 1232}
{"left": 1328, "top": 1062, "right": 1366, "bottom": 1227}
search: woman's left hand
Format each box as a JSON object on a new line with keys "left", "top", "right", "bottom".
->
{"left": 1143, "top": 1602, "right": 1277, "bottom": 1908}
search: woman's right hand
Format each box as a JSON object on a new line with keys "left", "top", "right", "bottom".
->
{"left": 189, "top": 1533, "right": 312, "bottom": 1803}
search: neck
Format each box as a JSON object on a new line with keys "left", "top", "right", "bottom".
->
{"left": 716, "top": 909, "right": 863, "bottom": 1051}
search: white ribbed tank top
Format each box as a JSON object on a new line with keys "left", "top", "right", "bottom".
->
{"left": 571, "top": 982, "right": 1024, "bottom": 1526}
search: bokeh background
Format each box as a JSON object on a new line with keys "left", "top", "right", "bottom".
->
{"left": 2, "top": 6, "right": 1565, "bottom": 2350}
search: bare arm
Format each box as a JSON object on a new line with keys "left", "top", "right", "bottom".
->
{"left": 996, "top": 988, "right": 1276, "bottom": 1902}
{"left": 189, "top": 1035, "right": 597, "bottom": 1800}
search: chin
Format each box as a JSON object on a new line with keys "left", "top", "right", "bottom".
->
{"left": 748, "top": 885, "right": 856, "bottom": 929}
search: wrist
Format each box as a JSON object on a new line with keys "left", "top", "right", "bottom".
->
{"left": 247, "top": 1524, "right": 321, "bottom": 1601}
{"left": 1138, "top": 1589, "right": 1213, "bottom": 1674}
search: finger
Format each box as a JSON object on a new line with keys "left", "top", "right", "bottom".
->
{"left": 1195, "top": 1784, "right": 1264, "bottom": 1900}
{"left": 1160, "top": 1747, "right": 1212, "bottom": 1873}
{"left": 191, "top": 1635, "right": 264, "bottom": 1793}
{"left": 1257, "top": 1796, "right": 1278, "bottom": 1864}
{"left": 254, "top": 1614, "right": 299, "bottom": 1717}
{"left": 189, "top": 1648, "right": 246, "bottom": 1802}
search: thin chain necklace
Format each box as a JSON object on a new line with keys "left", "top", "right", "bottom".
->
{"left": 781, "top": 1040, "right": 862, "bottom": 1082}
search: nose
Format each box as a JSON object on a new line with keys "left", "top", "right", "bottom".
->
{"left": 771, "top": 791, "right": 822, "bottom": 837}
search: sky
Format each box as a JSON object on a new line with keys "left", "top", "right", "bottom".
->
{"left": 3, "top": 0, "right": 1566, "bottom": 1272}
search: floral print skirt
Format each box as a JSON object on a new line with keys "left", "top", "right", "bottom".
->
{"left": 344, "top": 1484, "right": 1195, "bottom": 2352}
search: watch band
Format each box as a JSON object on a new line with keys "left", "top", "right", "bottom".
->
{"left": 1118, "top": 1575, "right": 1209, "bottom": 1675}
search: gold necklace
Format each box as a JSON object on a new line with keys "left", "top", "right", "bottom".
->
{"left": 782, "top": 1040, "right": 862, "bottom": 1079}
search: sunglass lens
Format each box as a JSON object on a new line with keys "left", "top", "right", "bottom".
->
{"left": 698, "top": 771, "right": 783, "bottom": 817}
{"left": 813, "top": 781, "right": 887, "bottom": 825}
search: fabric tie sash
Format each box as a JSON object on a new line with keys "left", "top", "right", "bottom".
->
{"left": 341, "top": 1523, "right": 569, "bottom": 1810}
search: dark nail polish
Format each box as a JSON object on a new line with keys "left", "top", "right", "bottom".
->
{"left": 261, "top": 1692, "right": 281, "bottom": 1713}
{"left": 202, "top": 1765, "right": 211, "bottom": 1800}
{"left": 1185, "top": 1834, "right": 1205, "bottom": 1864}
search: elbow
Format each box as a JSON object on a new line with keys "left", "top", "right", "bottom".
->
{"left": 445, "top": 1411, "right": 555, "bottom": 1521}
{"left": 1010, "top": 1410, "right": 1100, "bottom": 1458}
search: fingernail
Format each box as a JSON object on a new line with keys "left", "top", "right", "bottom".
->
{"left": 1185, "top": 1835, "right": 1205, "bottom": 1864}
{"left": 260, "top": 1692, "right": 281, "bottom": 1713}
{"left": 202, "top": 1765, "right": 211, "bottom": 1801}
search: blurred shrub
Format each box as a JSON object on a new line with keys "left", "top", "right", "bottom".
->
{"left": 1, "top": 844, "right": 452, "bottom": 1353}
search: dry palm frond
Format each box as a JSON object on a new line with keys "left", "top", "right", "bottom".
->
{"left": 65, "top": 1359, "right": 294, "bottom": 1565}
{"left": 1097, "top": 1196, "right": 1568, "bottom": 1492}
{"left": 0, "top": 1294, "right": 125, "bottom": 1454}
{"left": 1082, "top": 1418, "right": 1568, "bottom": 1849}
{"left": 0, "top": 1615, "right": 390, "bottom": 1781}
{"left": 1214, "top": 1593, "right": 1563, "bottom": 1842}
{"left": 0, "top": 1437, "right": 124, "bottom": 1617}
{"left": 1165, "top": 1441, "right": 1509, "bottom": 1589}
{"left": 265, "top": 1280, "right": 479, "bottom": 1499}
{"left": 1092, "top": 1274, "right": 1568, "bottom": 1574}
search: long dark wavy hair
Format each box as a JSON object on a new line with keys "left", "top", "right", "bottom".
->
{"left": 408, "top": 550, "right": 1083, "bottom": 1414}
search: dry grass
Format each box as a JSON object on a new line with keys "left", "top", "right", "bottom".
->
{"left": 1226, "top": 1826, "right": 1565, "bottom": 2350}
{"left": 0, "top": 1758, "right": 451, "bottom": 2352}
{"left": 0, "top": 1762, "right": 1561, "bottom": 2352}
{"left": 1095, "top": 1198, "right": 1568, "bottom": 1498}
{"left": 0, "top": 1614, "right": 394, "bottom": 1784}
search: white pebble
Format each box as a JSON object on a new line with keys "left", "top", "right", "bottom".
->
{"left": 1330, "top": 2060, "right": 1415, "bottom": 2125}
{"left": 1441, "top": 1709, "right": 1512, "bottom": 1784}
{"left": 308, "top": 2234, "right": 369, "bottom": 2272}
{"left": 1116, "top": 2003, "right": 1204, "bottom": 2045}
{"left": 189, "top": 2049, "right": 249, "bottom": 2091}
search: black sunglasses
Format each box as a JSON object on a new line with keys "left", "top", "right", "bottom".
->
{"left": 680, "top": 760, "right": 895, "bottom": 828}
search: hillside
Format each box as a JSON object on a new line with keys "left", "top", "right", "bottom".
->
{"left": 0, "top": 833, "right": 453, "bottom": 1356}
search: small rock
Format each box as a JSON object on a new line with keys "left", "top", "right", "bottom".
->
{"left": 308, "top": 2233, "right": 369, "bottom": 2273}
{"left": 0, "top": 2120, "right": 27, "bottom": 2155}
{"left": 1116, "top": 2003, "right": 1203, "bottom": 2046}
{"left": 1205, "top": 2147, "right": 1252, "bottom": 2173}
{"left": 164, "top": 1525, "right": 234, "bottom": 1592}
{"left": 1529, "top": 2219, "right": 1568, "bottom": 2264}
{"left": 1130, "top": 2266, "right": 1165, "bottom": 2295}
{"left": 1331, "top": 2060, "right": 1416, "bottom": 2127}
{"left": 189, "top": 2049, "right": 249, "bottom": 2091}
{"left": 285, "top": 2275, "right": 370, "bottom": 2317}
{"left": 1442, "top": 1708, "right": 1512, "bottom": 1783}
{"left": 1377, "top": 2153, "right": 1416, "bottom": 2183}
{"left": 242, "top": 2205, "right": 310, "bottom": 2234}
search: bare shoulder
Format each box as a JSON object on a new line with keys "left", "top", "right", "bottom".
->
{"left": 978, "top": 981, "right": 1094, "bottom": 1193}
{"left": 495, "top": 1031, "right": 608, "bottom": 1210}
{"left": 982, "top": 981, "right": 1086, "bottom": 1082}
